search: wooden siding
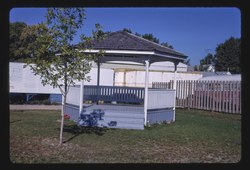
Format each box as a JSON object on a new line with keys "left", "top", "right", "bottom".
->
{"left": 67, "top": 85, "right": 81, "bottom": 106}
{"left": 65, "top": 103, "right": 80, "bottom": 121}
{"left": 147, "top": 109, "right": 174, "bottom": 124}
{"left": 147, "top": 89, "right": 175, "bottom": 109}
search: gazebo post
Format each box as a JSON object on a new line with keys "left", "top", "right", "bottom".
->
{"left": 144, "top": 60, "right": 150, "bottom": 125}
{"left": 173, "top": 61, "right": 178, "bottom": 122}
{"left": 96, "top": 57, "right": 100, "bottom": 104}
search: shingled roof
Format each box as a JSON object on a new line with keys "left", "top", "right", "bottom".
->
{"left": 88, "top": 30, "right": 187, "bottom": 59}
{"left": 75, "top": 30, "right": 188, "bottom": 64}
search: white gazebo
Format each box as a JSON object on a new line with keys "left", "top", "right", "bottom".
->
{"left": 65, "top": 30, "right": 187, "bottom": 129}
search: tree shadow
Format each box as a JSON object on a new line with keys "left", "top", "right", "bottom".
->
{"left": 62, "top": 124, "right": 109, "bottom": 143}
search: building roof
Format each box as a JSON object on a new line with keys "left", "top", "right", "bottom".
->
{"left": 202, "top": 71, "right": 232, "bottom": 77}
{"left": 92, "top": 31, "right": 187, "bottom": 57}
{"left": 76, "top": 30, "right": 187, "bottom": 64}
{"left": 199, "top": 74, "right": 241, "bottom": 81}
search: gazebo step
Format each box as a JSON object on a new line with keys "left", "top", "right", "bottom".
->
{"left": 84, "top": 110, "right": 144, "bottom": 119}
{"left": 99, "top": 116, "right": 144, "bottom": 124}
{"left": 98, "top": 120, "right": 144, "bottom": 130}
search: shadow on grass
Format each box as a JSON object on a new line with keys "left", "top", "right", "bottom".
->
{"left": 62, "top": 124, "right": 109, "bottom": 143}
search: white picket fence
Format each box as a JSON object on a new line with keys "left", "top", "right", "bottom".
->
{"left": 153, "top": 80, "right": 241, "bottom": 114}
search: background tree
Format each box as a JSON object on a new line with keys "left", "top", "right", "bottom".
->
{"left": 142, "top": 33, "right": 160, "bottom": 43}
{"left": 183, "top": 58, "right": 191, "bottom": 66}
{"left": 160, "top": 42, "right": 174, "bottom": 49}
{"left": 194, "top": 65, "right": 200, "bottom": 71}
{"left": 24, "top": 8, "right": 103, "bottom": 145}
{"left": 9, "top": 22, "right": 27, "bottom": 61}
{"left": 123, "top": 28, "right": 175, "bottom": 49}
{"left": 18, "top": 24, "right": 49, "bottom": 60}
{"left": 214, "top": 37, "right": 241, "bottom": 74}
{"left": 199, "top": 53, "right": 215, "bottom": 71}
{"left": 122, "top": 28, "right": 132, "bottom": 33}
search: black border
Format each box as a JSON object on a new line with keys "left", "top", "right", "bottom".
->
{"left": 1, "top": 0, "right": 249, "bottom": 169}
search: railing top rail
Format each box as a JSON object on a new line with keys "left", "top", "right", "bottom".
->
{"left": 84, "top": 85, "right": 144, "bottom": 90}
{"left": 149, "top": 89, "right": 175, "bottom": 91}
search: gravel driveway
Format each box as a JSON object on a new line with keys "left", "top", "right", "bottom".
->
{"left": 10, "top": 105, "right": 61, "bottom": 110}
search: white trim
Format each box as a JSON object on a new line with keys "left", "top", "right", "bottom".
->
{"left": 106, "top": 60, "right": 144, "bottom": 66}
{"left": 79, "top": 49, "right": 154, "bottom": 55}
{"left": 79, "top": 49, "right": 185, "bottom": 61}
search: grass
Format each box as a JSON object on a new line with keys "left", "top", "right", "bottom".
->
{"left": 9, "top": 109, "right": 241, "bottom": 163}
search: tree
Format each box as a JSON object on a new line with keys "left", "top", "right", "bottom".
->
{"left": 199, "top": 53, "right": 215, "bottom": 71}
{"left": 24, "top": 8, "right": 104, "bottom": 145}
{"left": 125, "top": 29, "right": 174, "bottom": 49}
{"left": 18, "top": 24, "right": 49, "bottom": 60}
{"left": 183, "top": 58, "right": 191, "bottom": 66}
{"left": 214, "top": 37, "right": 241, "bottom": 74}
{"left": 122, "top": 28, "right": 132, "bottom": 33}
{"left": 160, "top": 42, "right": 174, "bottom": 49}
{"left": 9, "top": 22, "right": 27, "bottom": 61}
{"left": 194, "top": 65, "right": 200, "bottom": 71}
{"left": 142, "top": 33, "right": 159, "bottom": 43}
{"left": 9, "top": 22, "right": 49, "bottom": 62}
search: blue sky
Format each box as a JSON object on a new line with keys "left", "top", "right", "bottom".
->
{"left": 9, "top": 7, "right": 241, "bottom": 66}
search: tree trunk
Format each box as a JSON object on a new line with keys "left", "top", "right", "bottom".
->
{"left": 59, "top": 95, "right": 66, "bottom": 145}
{"left": 59, "top": 61, "right": 68, "bottom": 145}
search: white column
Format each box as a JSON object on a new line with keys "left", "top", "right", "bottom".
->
{"left": 96, "top": 58, "right": 100, "bottom": 104}
{"left": 79, "top": 80, "right": 84, "bottom": 115}
{"left": 144, "top": 60, "right": 149, "bottom": 125}
{"left": 173, "top": 62, "right": 178, "bottom": 122}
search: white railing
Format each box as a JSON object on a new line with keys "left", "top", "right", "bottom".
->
{"left": 147, "top": 89, "right": 175, "bottom": 109}
{"left": 66, "top": 85, "right": 81, "bottom": 106}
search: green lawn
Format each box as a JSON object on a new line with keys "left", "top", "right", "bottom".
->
{"left": 9, "top": 109, "right": 241, "bottom": 163}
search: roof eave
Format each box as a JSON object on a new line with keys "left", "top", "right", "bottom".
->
{"left": 79, "top": 49, "right": 186, "bottom": 64}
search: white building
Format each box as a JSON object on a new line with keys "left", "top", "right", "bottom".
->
{"left": 10, "top": 61, "right": 204, "bottom": 93}
{"left": 9, "top": 61, "right": 203, "bottom": 102}
{"left": 198, "top": 74, "right": 241, "bottom": 81}
{"left": 105, "top": 61, "right": 202, "bottom": 87}
{"left": 9, "top": 62, "right": 114, "bottom": 94}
